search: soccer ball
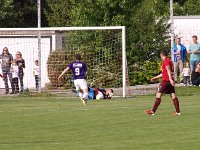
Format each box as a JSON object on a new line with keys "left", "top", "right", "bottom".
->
{"left": 96, "top": 94, "right": 102, "bottom": 100}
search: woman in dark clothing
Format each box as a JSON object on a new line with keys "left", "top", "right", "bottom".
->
{"left": 0, "top": 47, "right": 14, "bottom": 94}
{"left": 15, "top": 51, "right": 25, "bottom": 92}
{"left": 191, "top": 63, "right": 200, "bottom": 86}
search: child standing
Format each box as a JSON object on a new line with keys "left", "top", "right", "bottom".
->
{"left": 182, "top": 62, "right": 191, "bottom": 86}
{"left": 33, "top": 60, "right": 39, "bottom": 90}
{"left": 11, "top": 60, "right": 19, "bottom": 94}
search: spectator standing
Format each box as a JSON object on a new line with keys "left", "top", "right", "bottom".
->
{"left": 15, "top": 51, "right": 25, "bottom": 93}
{"left": 188, "top": 35, "right": 200, "bottom": 72}
{"left": 191, "top": 63, "right": 200, "bottom": 86}
{"left": 172, "top": 37, "right": 187, "bottom": 83}
{"left": 182, "top": 62, "right": 191, "bottom": 86}
{"left": 11, "top": 60, "right": 19, "bottom": 93}
{"left": 33, "top": 60, "right": 39, "bottom": 90}
{"left": 0, "top": 47, "right": 14, "bottom": 94}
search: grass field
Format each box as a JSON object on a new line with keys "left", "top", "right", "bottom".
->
{"left": 0, "top": 87, "right": 200, "bottom": 150}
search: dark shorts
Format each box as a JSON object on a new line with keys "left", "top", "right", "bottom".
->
{"left": 158, "top": 80, "right": 175, "bottom": 94}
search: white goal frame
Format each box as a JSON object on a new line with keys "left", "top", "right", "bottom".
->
{"left": 0, "top": 26, "right": 126, "bottom": 97}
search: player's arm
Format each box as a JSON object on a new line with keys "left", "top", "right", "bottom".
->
{"left": 58, "top": 67, "right": 70, "bottom": 80}
{"left": 166, "top": 65, "right": 175, "bottom": 86}
{"left": 150, "top": 73, "right": 162, "bottom": 82}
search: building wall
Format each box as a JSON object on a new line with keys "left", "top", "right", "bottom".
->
{"left": 174, "top": 16, "right": 200, "bottom": 49}
{"left": 0, "top": 37, "right": 51, "bottom": 89}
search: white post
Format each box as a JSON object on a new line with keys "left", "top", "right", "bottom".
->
{"left": 37, "top": 0, "right": 42, "bottom": 92}
{"left": 122, "top": 26, "right": 126, "bottom": 98}
{"left": 170, "top": 0, "right": 174, "bottom": 62}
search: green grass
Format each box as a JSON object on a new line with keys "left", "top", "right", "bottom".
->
{"left": 0, "top": 87, "right": 200, "bottom": 150}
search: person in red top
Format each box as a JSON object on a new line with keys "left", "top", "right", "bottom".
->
{"left": 145, "top": 50, "right": 181, "bottom": 116}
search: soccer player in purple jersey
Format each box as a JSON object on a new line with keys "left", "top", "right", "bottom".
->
{"left": 58, "top": 54, "right": 88, "bottom": 105}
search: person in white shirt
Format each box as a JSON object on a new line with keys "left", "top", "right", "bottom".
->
{"left": 33, "top": 60, "right": 39, "bottom": 90}
{"left": 11, "top": 59, "right": 19, "bottom": 94}
{"left": 182, "top": 62, "right": 191, "bottom": 86}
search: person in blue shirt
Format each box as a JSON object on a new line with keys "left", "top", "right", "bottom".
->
{"left": 172, "top": 37, "right": 187, "bottom": 83}
{"left": 58, "top": 54, "right": 88, "bottom": 105}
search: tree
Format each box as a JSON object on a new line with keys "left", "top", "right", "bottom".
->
{"left": 45, "top": 0, "right": 171, "bottom": 86}
{"left": 0, "top": 0, "right": 48, "bottom": 28}
{"left": 45, "top": 0, "right": 73, "bottom": 27}
{"left": 0, "top": 0, "right": 20, "bottom": 27}
{"left": 127, "top": 0, "right": 170, "bottom": 64}
{"left": 182, "top": 0, "right": 200, "bottom": 15}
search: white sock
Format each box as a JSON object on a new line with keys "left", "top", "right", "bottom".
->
{"left": 79, "top": 93, "right": 83, "bottom": 99}
{"left": 83, "top": 93, "right": 88, "bottom": 100}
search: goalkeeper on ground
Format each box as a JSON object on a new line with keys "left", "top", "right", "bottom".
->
{"left": 73, "top": 87, "right": 113, "bottom": 100}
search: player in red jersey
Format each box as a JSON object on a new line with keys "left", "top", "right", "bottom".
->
{"left": 144, "top": 50, "right": 181, "bottom": 116}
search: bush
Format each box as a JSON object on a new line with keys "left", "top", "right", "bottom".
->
{"left": 47, "top": 50, "right": 74, "bottom": 88}
{"left": 47, "top": 49, "right": 122, "bottom": 88}
{"left": 129, "top": 61, "right": 161, "bottom": 85}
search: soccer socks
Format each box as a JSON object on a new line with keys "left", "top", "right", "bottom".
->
{"left": 83, "top": 93, "right": 88, "bottom": 100}
{"left": 79, "top": 92, "right": 83, "bottom": 99}
{"left": 173, "top": 97, "right": 180, "bottom": 113}
{"left": 152, "top": 98, "right": 161, "bottom": 113}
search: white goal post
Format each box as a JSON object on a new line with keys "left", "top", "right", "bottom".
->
{"left": 0, "top": 26, "right": 126, "bottom": 97}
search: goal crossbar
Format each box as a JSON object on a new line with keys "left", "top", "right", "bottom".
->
{"left": 0, "top": 26, "right": 125, "bottom": 31}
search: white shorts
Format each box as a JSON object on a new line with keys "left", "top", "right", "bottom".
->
{"left": 74, "top": 79, "right": 88, "bottom": 91}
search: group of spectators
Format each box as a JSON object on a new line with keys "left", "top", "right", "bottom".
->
{"left": 173, "top": 35, "right": 200, "bottom": 86}
{"left": 0, "top": 47, "right": 39, "bottom": 94}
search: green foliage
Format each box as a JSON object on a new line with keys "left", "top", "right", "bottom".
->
{"left": 47, "top": 50, "right": 75, "bottom": 88}
{"left": 45, "top": 0, "right": 72, "bottom": 27}
{"left": 129, "top": 61, "right": 161, "bottom": 85}
{"left": 0, "top": 0, "right": 20, "bottom": 27}
{"left": 47, "top": 30, "right": 122, "bottom": 88}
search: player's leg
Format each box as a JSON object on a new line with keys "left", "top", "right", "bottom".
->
{"left": 73, "top": 79, "right": 87, "bottom": 105}
{"left": 145, "top": 81, "right": 167, "bottom": 115}
{"left": 82, "top": 87, "right": 88, "bottom": 100}
{"left": 151, "top": 92, "right": 163, "bottom": 113}
{"left": 80, "top": 79, "right": 89, "bottom": 100}
{"left": 170, "top": 93, "right": 181, "bottom": 115}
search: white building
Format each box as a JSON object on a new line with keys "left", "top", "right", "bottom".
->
{"left": 173, "top": 16, "right": 200, "bottom": 49}
{"left": 0, "top": 29, "right": 65, "bottom": 89}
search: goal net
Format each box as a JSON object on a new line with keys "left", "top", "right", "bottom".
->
{"left": 0, "top": 26, "right": 127, "bottom": 97}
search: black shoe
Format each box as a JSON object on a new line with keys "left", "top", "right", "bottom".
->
{"left": 10, "top": 92, "right": 14, "bottom": 95}
{"left": 5, "top": 91, "right": 9, "bottom": 94}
